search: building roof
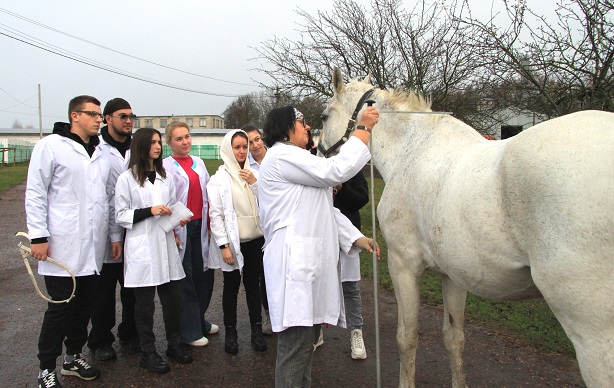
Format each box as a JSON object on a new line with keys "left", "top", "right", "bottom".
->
{"left": 0, "top": 128, "right": 52, "bottom": 135}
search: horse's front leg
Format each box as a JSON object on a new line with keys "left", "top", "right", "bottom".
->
{"left": 388, "top": 249, "right": 422, "bottom": 388}
{"left": 441, "top": 275, "right": 468, "bottom": 388}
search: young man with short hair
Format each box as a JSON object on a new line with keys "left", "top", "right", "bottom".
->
{"left": 26, "top": 95, "right": 110, "bottom": 387}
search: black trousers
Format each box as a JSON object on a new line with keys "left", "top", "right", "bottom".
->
{"left": 133, "top": 280, "right": 182, "bottom": 354}
{"left": 88, "top": 261, "right": 137, "bottom": 349}
{"left": 38, "top": 275, "right": 98, "bottom": 370}
{"left": 222, "top": 237, "right": 264, "bottom": 327}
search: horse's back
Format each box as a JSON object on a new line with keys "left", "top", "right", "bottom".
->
{"left": 500, "top": 110, "right": 614, "bottom": 253}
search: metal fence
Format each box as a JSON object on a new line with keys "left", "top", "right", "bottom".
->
{"left": 162, "top": 144, "right": 220, "bottom": 159}
{"left": 1, "top": 144, "right": 34, "bottom": 165}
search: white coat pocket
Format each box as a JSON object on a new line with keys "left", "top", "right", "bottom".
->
{"left": 287, "top": 236, "right": 323, "bottom": 282}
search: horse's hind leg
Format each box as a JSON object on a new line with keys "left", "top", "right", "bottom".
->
{"left": 441, "top": 275, "right": 468, "bottom": 388}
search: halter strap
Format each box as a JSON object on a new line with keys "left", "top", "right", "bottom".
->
{"left": 318, "top": 89, "right": 375, "bottom": 158}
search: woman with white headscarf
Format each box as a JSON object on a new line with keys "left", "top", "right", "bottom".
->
{"left": 207, "top": 129, "right": 267, "bottom": 355}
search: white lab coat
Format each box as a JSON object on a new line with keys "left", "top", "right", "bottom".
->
{"left": 207, "top": 166, "right": 259, "bottom": 272}
{"left": 98, "top": 137, "right": 130, "bottom": 263}
{"left": 25, "top": 134, "right": 110, "bottom": 276}
{"left": 258, "top": 136, "right": 370, "bottom": 332}
{"left": 115, "top": 169, "right": 185, "bottom": 287}
{"left": 163, "top": 155, "right": 210, "bottom": 267}
{"left": 335, "top": 208, "right": 365, "bottom": 282}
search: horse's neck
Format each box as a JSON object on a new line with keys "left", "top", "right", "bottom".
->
{"left": 370, "top": 115, "right": 478, "bottom": 182}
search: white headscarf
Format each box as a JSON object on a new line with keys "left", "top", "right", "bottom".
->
{"left": 220, "top": 130, "right": 263, "bottom": 242}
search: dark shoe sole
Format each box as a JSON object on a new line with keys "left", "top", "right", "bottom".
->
{"left": 224, "top": 345, "right": 239, "bottom": 354}
{"left": 139, "top": 359, "right": 170, "bottom": 374}
{"left": 252, "top": 342, "right": 268, "bottom": 351}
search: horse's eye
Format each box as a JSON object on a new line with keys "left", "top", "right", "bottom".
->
{"left": 321, "top": 114, "right": 327, "bottom": 122}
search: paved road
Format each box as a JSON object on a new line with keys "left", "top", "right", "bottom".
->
{"left": 0, "top": 183, "right": 584, "bottom": 387}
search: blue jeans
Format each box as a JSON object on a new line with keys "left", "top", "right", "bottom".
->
{"left": 342, "top": 281, "right": 363, "bottom": 329}
{"left": 180, "top": 219, "right": 215, "bottom": 342}
{"left": 275, "top": 325, "right": 320, "bottom": 388}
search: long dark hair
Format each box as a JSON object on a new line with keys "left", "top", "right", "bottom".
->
{"left": 263, "top": 105, "right": 296, "bottom": 148}
{"left": 128, "top": 128, "right": 166, "bottom": 186}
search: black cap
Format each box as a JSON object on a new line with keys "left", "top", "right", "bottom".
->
{"left": 103, "top": 98, "right": 132, "bottom": 123}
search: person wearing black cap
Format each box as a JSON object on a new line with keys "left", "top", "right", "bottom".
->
{"left": 87, "top": 98, "right": 139, "bottom": 361}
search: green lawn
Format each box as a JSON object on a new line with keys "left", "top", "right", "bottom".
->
{"left": 358, "top": 177, "right": 574, "bottom": 355}
{"left": 0, "top": 162, "right": 29, "bottom": 193}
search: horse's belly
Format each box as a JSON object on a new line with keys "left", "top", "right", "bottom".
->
{"left": 435, "top": 256, "right": 541, "bottom": 301}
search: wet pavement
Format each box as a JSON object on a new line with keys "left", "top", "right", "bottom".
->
{"left": 0, "top": 183, "right": 585, "bottom": 387}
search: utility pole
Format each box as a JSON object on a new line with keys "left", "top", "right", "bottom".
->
{"left": 38, "top": 84, "right": 42, "bottom": 139}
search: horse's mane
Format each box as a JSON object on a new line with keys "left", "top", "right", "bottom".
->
{"left": 347, "top": 80, "right": 432, "bottom": 112}
{"left": 381, "top": 88, "right": 432, "bottom": 112}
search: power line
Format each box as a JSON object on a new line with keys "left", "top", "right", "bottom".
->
{"left": 0, "top": 7, "right": 258, "bottom": 88}
{"left": 0, "top": 86, "right": 38, "bottom": 110}
{"left": 0, "top": 30, "right": 241, "bottom": 98}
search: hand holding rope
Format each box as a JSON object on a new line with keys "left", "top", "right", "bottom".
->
{"left": 15, "top": 232, "right": 76, "bottom": 304}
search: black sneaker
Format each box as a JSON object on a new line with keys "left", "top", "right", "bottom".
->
{"left": 93, "top": 344, "right": 117, "bottom": 361}
{"left": 60, "top": 354, "right": 100, "bottom": 381}
{"left": 38, "top": 369, "right": 62, "bottom": 388}
{"left": 140, "top": 351, "right": 171, "bottom": 374}
{"left": 166, "top": 344, "right": 193, "bottom": 364}
{"left": 224, "top": 326, "right": 239, "bottom": 354}
{"left": 251, "top": 323, "right": 267, "bottom": 351}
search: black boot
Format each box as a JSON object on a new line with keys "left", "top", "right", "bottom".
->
{"left": 166, "top": 344, "right": 193, "bottom": 364}
{"left": 251, "top": 323, "right": 267, "bottom": 351}
{"left": 139, "top": 351, "right": 170, "bottom": 374}
{"left": 225, "top": 326, "right": 239, "bottom": 354}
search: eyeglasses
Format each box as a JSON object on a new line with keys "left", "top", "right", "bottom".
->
{"left": 110, "top": 113, "right": 137, "bottom": 121}
{"left": 75, "top": 110, "right": 103, "bottom": 119}
{"left": 295, "top": 118, "right": 306, "bottom": 127}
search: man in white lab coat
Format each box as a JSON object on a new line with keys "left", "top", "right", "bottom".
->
{"left": 258, "top": 106, "right": 379, "bottom": 387}
{"left": 87, "top": 98, "right": 139, "bottom": 361}
{"left": 26, "top": 95, "right": 110, "bottom": 387}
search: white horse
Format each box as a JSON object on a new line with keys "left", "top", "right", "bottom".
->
{"left": 319, "top": 68, "right": 614, "bottom": 387}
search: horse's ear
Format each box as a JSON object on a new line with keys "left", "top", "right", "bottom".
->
{"left": 332, "top": 67, "right": 344, "bottom": 95}
{"left": 363, "top": 74, "right": 372, "bottom": 85}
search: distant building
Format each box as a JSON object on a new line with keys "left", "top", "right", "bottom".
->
{"left": 135, "top": 114, "right": 224, "bottom": 130}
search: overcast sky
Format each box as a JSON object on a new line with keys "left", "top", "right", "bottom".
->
{"left": 0, "top": 0, "right": 549, "bottom": 129}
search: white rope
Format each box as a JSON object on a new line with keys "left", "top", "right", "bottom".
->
{"left": 15, "top": 232, "right": 76, "bottom": 304}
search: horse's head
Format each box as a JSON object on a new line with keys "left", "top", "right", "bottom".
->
{"left": 319, "top": 67, "right": 376, "bottom": 157}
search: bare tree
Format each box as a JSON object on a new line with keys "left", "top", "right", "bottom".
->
{"left": 12, "top": 119, "right": 23, "bottom": 129}
{"left": 254, "top": 0, "right": 504, "bottom": 131}
{"left": 461, "top": 0, "right": 614, "bottom": 118}
{"left": 223, "top": 90, "right": 326, "bottom": 129}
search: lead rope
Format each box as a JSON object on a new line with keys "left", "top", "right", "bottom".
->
{"left": 366, "top": 99, "right": 382, "bottom": 388}
{"left": 15, "top": 232, "right": 76, "bottom": 303}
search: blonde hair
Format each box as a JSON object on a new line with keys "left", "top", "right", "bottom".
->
{"left": 164, "top": 121, "right": 190, "bottom": 144}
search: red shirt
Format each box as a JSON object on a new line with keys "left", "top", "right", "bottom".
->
{"left": 173, "top": 156, "right": 203, "bottom": 220}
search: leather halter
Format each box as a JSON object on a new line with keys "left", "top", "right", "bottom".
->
{"left": 318, "top": 89, "right": 375, "bottom": 158}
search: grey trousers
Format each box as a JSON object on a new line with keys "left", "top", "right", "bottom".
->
{"left": 342, "top": 281, "right": 363, "bottom": 329}
{"left": 275, "top": 325, "right": 321, "bottom": 388}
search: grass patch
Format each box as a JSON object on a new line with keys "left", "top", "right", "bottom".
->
{"left": 358, "top": 176, "right": 574, "bottom": 356}
{"left": 0, "top": 162, "right": 29, "bottom": 193}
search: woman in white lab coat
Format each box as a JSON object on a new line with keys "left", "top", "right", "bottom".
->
{"left": 115, "top": 128, "right": 192, "bottom": 374}
{"left": 163, "top": 122, "right": 217, "bottom": 347}
{"left": 207, "top": 129, "right": 267, "bottom": 354}
{"left": 258, "top": 106, "right": 379, "bottom": 387}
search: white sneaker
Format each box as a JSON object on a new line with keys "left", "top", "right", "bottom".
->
{"left": 207, "top": 323, "right": 220, "bottom": 335}
{"left": 262, "top": 310, "right": 273, "bottom": 336}
{"left": 350, "top": 328, "right": 367, "bottom": 360}
{"left": 313, "top": 328, "right": 324, "bottom": 351}
{"left": 186, "top": 336, "right": 209, "bottom": 346}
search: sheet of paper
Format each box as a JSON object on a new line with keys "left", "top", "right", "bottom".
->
{"left": 157, "top": 202, "right": 193, "bottom": 232}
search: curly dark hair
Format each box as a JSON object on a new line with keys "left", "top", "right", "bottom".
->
{"left": 128, "top": 128, "right": 166, "bottom": 186}
{"left": 263, "top": 106, "right": 296, "bottom": 148}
